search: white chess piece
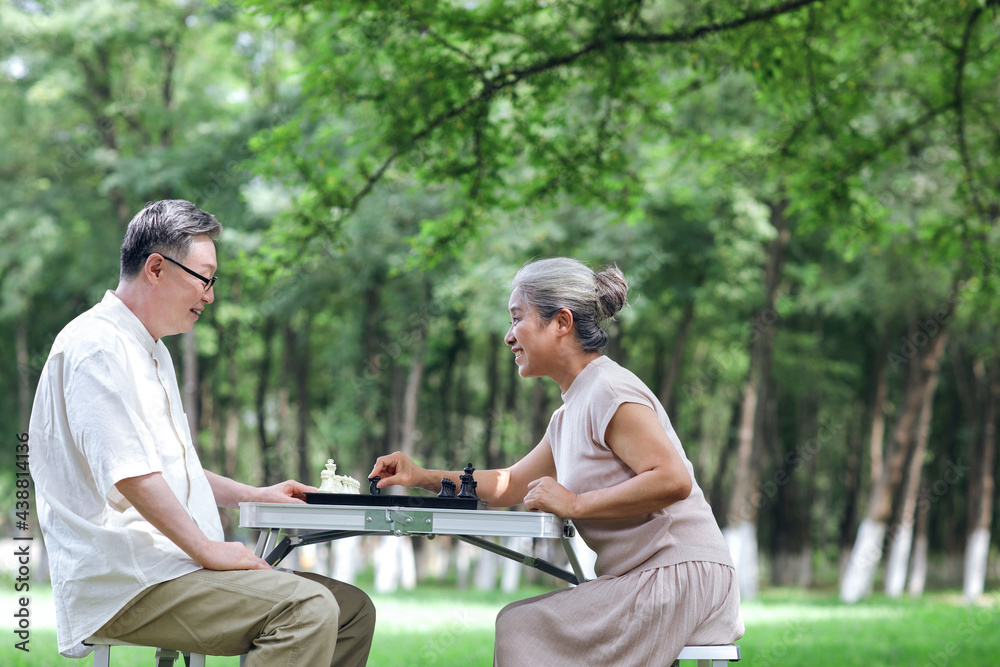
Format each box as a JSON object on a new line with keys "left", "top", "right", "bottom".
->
{"left": 318, "top": 459, "right": 361, "bottom": 494}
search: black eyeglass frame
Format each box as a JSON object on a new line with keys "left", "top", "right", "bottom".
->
{"left": 153, "top": 253, "right": 218, "bottom": 292}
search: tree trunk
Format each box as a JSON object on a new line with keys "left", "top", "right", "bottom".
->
{"left": 885, "top": 342, "right": 942, "bottom": 597}
{"left": 373, "top": 341, "right": 425, "bottom": 593}
{"left": 17, "top": 318, "right": 30, "bottom": 433}
{"left": 256, "top": 318, "right": 282, "bottom": 486}
{"left": 277, "top": 333, "right": 291, "bottom": 478}
{"left": 963, "top": 359, "right": 997, "bottom": 601}
{"left": 358, "top": 280, "right": 382, "bottom": 463}
{"left": 374, "top": 537, "right": 416, "bottom": 593}
{"left": 294, "top": 318, "right": 312, "bottom": 484}
{"left": 659, "top": 297, "right": 696, "bottom": 416}
{"left": 907, "top": 482, "right": 930, "bottom": 596}
{"left": 224, "top": 403, "right": 239, "bottom": 480}
{"left": 840, "top": 323, "right": 949, "bottom": 603}
{"left": 529, "top": 378, "right": 549, "bottom": 447}
{"left": 400, "top": 344, "right": 426, "bottom": 463}
{"left": 483, "top": 335, "right": 501, "bottom": 468}
{"left": 724, "top": 199, "right": 789, "bottom": 602}
{"left": 838, "top": 422, "right": 863, "bottom": 564}
{"left": 869, "top": 334, "right": 891, "bottom": 485}
{"left": 182, "top": 330, "right": 199, "bottom": 446}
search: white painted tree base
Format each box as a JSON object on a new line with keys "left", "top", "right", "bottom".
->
{"left": 374, "top": 536, "right": 416, "bottom": 593}
{"left": 963, "top": 528, "right": 991, "bottom": 601}
{"left": 333, "top": 535, "right": 363, "bottom": 584}
{"left": 840, "top": 518, "right": 886, "bottom": 603}
{"left": 722, "top": 521, "right": 759, "bottom": 601}
{"left": 884, "top": 522, "right": 914, "bottom": 598}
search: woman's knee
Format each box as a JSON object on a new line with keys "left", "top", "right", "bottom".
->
{"left": 494, "top": 601, "right": 520, "bottom": 642}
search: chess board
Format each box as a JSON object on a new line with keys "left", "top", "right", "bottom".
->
{"left": 305, "top": 492, "right": 486, "bottom": 511}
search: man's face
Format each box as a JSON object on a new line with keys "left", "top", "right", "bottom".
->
{"left": 159, "top": 235, "right": 217, "bottom": 337}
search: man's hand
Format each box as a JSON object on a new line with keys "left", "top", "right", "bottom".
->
{"left": 194, "top": 540, "right": 271, "bottom": 571}
{"left": 257, "top": 479, "right": 316, "bottom": 504}
{"left": 205, "top": 471, "right": 317, "bottom": 507}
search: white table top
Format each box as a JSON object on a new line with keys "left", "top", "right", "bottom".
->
{"left": 239, "top": 502, "right": 572, "bottom": 539}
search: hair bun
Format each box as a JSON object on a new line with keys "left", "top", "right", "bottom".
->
{"left": 594, "top": 265, "right": 629, "bottom": 320}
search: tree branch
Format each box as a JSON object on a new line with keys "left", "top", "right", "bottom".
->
{"left": 614, "top": 0, "right": 828, "bottom": 45}
{"left": 329, "top": 0, "right": 830, "bottom": 227}
{"left": 954, "top": 4, "right": 988, "bottom": 226}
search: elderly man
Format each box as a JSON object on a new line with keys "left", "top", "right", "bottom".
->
{"left": 30, "top": 200, "right": 375, "bottom": 665}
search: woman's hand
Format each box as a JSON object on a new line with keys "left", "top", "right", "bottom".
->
{"left": 523, "top": 476, "right": 579, "bottom": 517}
{"left": 369, "top": 451, "right": 430, "bottom": 490}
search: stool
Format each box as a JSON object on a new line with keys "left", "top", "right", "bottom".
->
{"left": 672, "top": 644, "right": 741, "bottom": 666}
{"left": 85, "top": 636, "right": 206, "bottom": 667}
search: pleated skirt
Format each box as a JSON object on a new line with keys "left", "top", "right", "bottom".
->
{"left": 494, "top": 560, "right": 744, "bottom": 666}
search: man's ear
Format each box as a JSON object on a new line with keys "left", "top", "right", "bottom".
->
{"left": 143, "top": 253, "right": 166, "bottom": 285}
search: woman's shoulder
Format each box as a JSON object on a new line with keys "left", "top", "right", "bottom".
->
{"left": 589, "top": 357, "right": 653, "bottom": 397}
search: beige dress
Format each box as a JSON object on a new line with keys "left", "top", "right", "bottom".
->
{"left": 494, "top": 356, "right": 744, "bottom": 666}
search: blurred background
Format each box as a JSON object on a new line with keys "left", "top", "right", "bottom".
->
{"left": 2, "top": 1, "right": 999, "bottom": 664}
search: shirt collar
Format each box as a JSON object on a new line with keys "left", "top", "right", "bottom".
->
{"left": 561, "top": 355, "right": 609, "bottom": 403}
{"left": 100, "top": 290, "right": 158, "bottom": 354}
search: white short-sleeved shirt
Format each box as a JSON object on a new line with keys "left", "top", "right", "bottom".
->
{"left": 29, "top": 291, "right": 224, "bottom": 658}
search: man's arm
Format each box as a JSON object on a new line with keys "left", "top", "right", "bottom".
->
{"left": 115, "top": 472, "right": 270, "bottom": 570}
{"left": 204, "top": 471, "right": 316, "bottom": 509}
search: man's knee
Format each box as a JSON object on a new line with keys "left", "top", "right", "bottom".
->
{"left": 294, "top": 578, "right": 341, "bottom": 631}
{"left": 355, "top": 589, "right": 376, "bottom": 633}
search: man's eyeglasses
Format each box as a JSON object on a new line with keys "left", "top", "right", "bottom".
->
{"left": 155, "top": 254, "right": 218, "bottom": 292}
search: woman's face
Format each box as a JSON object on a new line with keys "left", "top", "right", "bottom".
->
{"left": 505, "top": 290, "right": 557, "bottom": 379}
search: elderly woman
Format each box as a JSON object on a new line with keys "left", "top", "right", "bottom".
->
{"left": 370, "top": 257, "right": 743, "bottom": 665}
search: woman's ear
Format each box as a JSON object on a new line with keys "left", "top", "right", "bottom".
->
{"left": 554, "top": 308, "right": 575, "bottom": 336}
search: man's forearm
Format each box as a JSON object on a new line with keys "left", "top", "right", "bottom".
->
{"left": 115, "top": 472, "right": 214, "bottom": 560}
{"left": 204, "top": 471, "right": 261, "bottom": 508}
{"left": 115, "top": 472, "right": 270, "bottom": 571}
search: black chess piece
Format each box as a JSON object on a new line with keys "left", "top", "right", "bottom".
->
{"left": 368, "top": 476, "right": 381, "bottom": 496}
{"left": 437, "top": 478, "right": 456, "bottom": 498}
{"left": 457, "top": 463, "right": 479, "bottom": 500}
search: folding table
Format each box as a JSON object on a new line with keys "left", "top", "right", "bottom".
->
{"left": 239, "top": 501, "right": 587, "bottom": 585}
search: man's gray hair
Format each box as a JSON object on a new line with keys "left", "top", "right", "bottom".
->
{"left": 120, "top": 200, "right": 222, "bottom": 281}
{"left": 512, "top": 257, "right": 629, "bottom": 352}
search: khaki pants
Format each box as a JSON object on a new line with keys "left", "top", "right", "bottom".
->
{"left": 96, "top": 569, "right": 375, "bottom": 667}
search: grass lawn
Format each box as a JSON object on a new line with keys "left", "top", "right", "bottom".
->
{"left": 3, "top": 584, "right": 998, "bottom": 665}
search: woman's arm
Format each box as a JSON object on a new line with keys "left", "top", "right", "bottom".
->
{"left": 369, "top": 438, "right": 557, "bottom": 508}
{"left": 523, "top": 402, "right": 692, "bottom": 519}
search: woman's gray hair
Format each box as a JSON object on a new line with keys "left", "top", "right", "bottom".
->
{"left": 512, "top": 257, "right": 629, "bottom": 352}
{"left": 120, "top": 200, "right": 223, "bottom": 280}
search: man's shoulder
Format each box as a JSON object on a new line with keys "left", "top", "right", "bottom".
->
{"left": 51, "top": 299, "right": 129, "bottom": 361}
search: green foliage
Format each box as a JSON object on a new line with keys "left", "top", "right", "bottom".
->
{"left": 4, "top": 0, "right": 1000, "bottom": 586}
